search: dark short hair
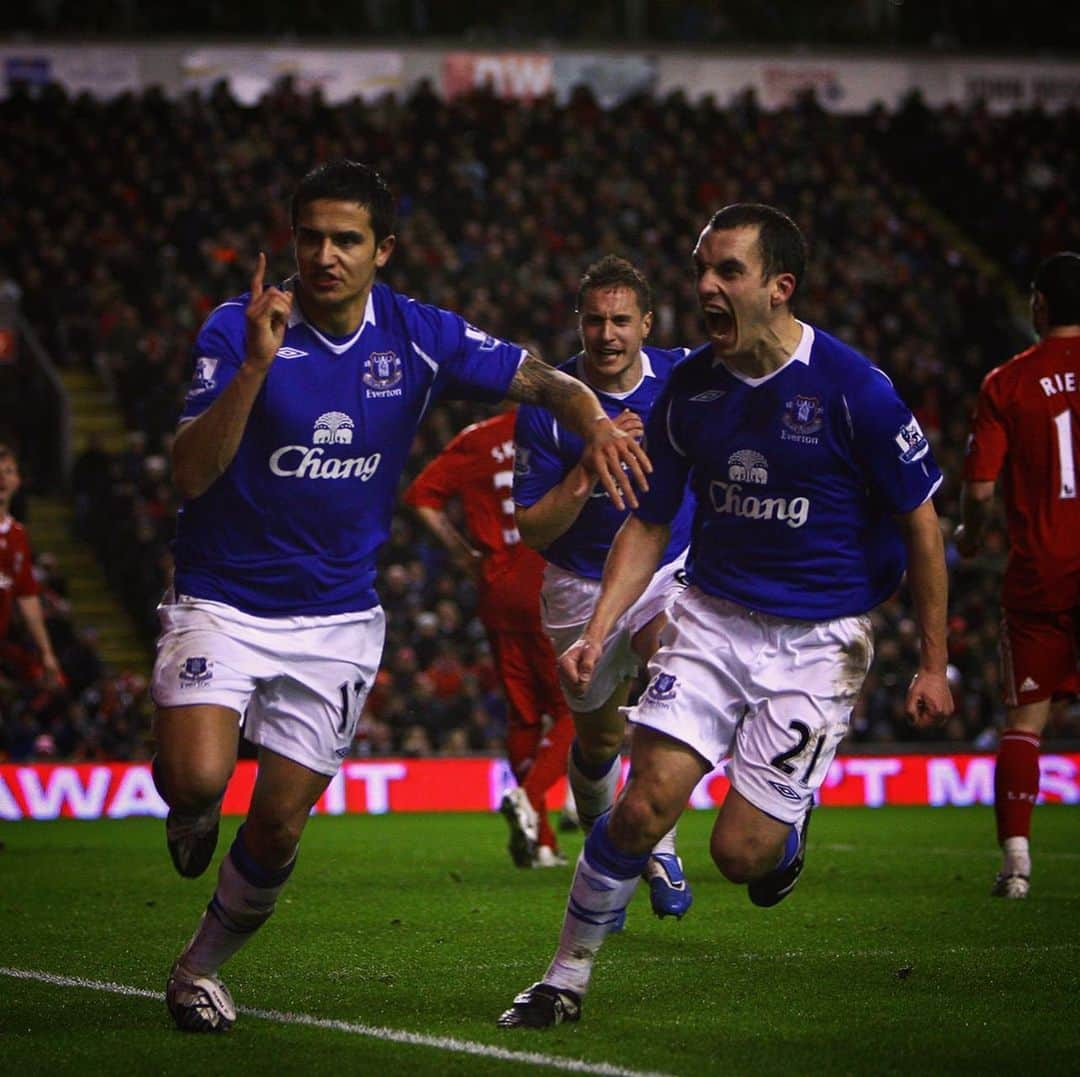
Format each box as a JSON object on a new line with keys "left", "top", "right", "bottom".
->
{"left": 707, "top": 203, "right": 807, "bottom": 295}
{"left": 291, "top": 160, "right": 397, "bottom": 244}
{"left": 1033, "top": 251, "right": 1080, "bottom": 327}
{"left": 576, "top": 254, "right": 652, "bottom": 315}
{"left": 0, "top": 443, "right": 16, "bottom": 465}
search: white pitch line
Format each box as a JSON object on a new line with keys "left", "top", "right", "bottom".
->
{"left": 0, "top": 967, "right": 673, "bottom": 1077}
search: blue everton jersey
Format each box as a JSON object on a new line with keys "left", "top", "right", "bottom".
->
{"left": 174, "top": 281, "right": 525, "bottom": 616}
{"left": 513, "top": 347, "right": 694, "bottom": 579}
{"left": 635, "top": 324, "right": 942, "bottom": 620}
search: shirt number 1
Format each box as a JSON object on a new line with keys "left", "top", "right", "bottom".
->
{"left": 1054, "top": 409, "right": 1076, "bottom": 499}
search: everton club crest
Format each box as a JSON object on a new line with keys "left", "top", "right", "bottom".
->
{"left": 178, "top": 656, "right": 214, "bottom": 687}
{"left": 646, "top": 672, "right": 678, "bottom": 704}
{"left": 781, "top": 394, "right": 823, "bottom": 444}
{"left": 363, "top": 351, "right": 403, "bottom": 396}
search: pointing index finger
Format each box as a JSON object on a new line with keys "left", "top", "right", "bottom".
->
{"left": 251, "top": 251, "right": 266, "bottom": 299}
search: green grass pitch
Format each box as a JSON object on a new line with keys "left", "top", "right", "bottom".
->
{"left": 2, "top": 806, "right": 1077, "bottom": 1075}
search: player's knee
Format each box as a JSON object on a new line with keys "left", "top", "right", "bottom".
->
{"left": 153, "top": 754, "right": 229, "bottom": 814}
{"left": 710, "top": 831, "right": 777, "bottom": 884}
{"left": 575, "top": 726, "right": 624, "bottom": 762}
{"left": 611, "top": 786, "right": 672, "bottom": 849}
{"left": 710, "top": 842, "right": 756, "bottom": 884}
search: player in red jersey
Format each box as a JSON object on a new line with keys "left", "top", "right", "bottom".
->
{"left": 404, "top": 408, "right": 577, "bottom": 867}
{"left": 957, "top": 252, "right": 1080, "bottom": 899}
{"left": 0, "top": 445, "right": 63, "bottom": 690}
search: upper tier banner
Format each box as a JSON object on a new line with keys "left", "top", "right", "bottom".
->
{"left": 1, "top": 45, "right": 1077, "bottom": 113}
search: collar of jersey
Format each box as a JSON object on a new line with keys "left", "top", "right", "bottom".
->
{"left": 287, "top": 289, "right": 376, "bottom": 355}
{"left": 575, "top": 348, "right": 654, "bottom": 400}
{"left": 713, "top": 321, "right": 813, "bottom": 386}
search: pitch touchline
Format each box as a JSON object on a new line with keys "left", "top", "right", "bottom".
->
{"left": 0, "top": 967, "right": 672, "bottom": 1077}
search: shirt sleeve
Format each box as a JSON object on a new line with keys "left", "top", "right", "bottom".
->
{"left": 512, "top": 403, "right": 566, "bottom": 508}
{"left": 634, "top": 391, "right": 692, "bottom": 526}
{"left": 962, "top": 371, "right": 1008, "bottom": 483}
{"left": 405, "top": 299, "right": 526, "bottom": 404}
{"left": 850, "top": 366, "right": 943, "bottom": 514}
{"left": 403, "top": 430, "right": 471, "bottom": 510}
{"left": 178, "top": 301, "right": 247, "bottom": 422}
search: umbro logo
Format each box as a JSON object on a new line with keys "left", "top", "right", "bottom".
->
{"left": 276, "top": 346, "right": 308, "bottom": 359}
{"left": 690, "top": 390, "right": 726, "bottom": 402}
{"left": 1019, "top": 676, "right": 1040, "bottom": 692}
{"left": 767, "top": 780, "right": 801, "bottom": 802}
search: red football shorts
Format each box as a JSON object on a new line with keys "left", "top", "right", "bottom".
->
{"left": 1000, "top": 607, "right": 1080, "bottom": 707}
{"left": 487, "top": 629, "right": 567, "bottom": 728}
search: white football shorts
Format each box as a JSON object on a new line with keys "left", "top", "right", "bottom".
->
{"left": 541, "top": 552, "right": 687, "bottom": 713}
{"left": 628, "top": 586, "right": 874, "bottom": 824}
{"left": 151, "top": 592, "right": 385, "bottom": 776}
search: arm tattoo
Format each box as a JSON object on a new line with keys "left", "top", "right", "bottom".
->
{"left": 507, "top": 355, "right": 591, "bottom": 411}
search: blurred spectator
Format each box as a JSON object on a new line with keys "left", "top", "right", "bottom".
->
{"left": 0, "top": 445, "right": 63, "bottom": 693}
{"left": 5, "top": 77, "right": 1075, "bottom": 761}
{"left": 0, "top": 548, "right": 152, "bottom": 763}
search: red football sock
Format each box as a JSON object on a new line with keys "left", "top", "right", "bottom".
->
{"left": 994, "top": 730, "right": 1041, "bottom": 844}
{"left": 505, "top": 724, "right": 542, "bottom": 783}
{"left": 505, "top": 723, "right": 557, "bottom": 848}
{"left": 523, "top": 713, "right": 576, "bottom": 813}
{"left": 535, "top": 795, "right": 556, "bottom": 849}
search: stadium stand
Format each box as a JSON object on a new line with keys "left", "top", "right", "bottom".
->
{"left": 874, "top": 94, "right": 1080, "bottom": 288}
{"left": 2, "top": 72, "right": 1077, "bottom": 761}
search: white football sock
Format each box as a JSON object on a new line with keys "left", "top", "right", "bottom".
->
{"left": 651, "top": 824, "right": 678, "bottom": 858}
{"left": 544, "top": 850, "right": 640, "bottom": 996}
{"left": 179, "top": 847, "right": 294, "bottom": 976}
{"left": 566, "top": 748, "right": 620, "bottom": 832}
{"left": 1002, "top": 836, "right": 1031, "bottom": 878}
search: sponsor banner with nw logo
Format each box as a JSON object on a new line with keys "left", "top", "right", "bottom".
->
{"left": 3, "top": 754, "right": 1080, "bottom": 820}
{"left": 442, "top": 52, "right": 553, "bottom": 101}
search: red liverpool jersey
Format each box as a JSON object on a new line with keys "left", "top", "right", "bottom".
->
{"left": 964, "top": 335, "right": 1080, "bottom": 611}
{"left": 0, "top": 516, "right": 39, "bottom": 638}
{"left": 404, "top": 410, "right": 546, "bottom": 631}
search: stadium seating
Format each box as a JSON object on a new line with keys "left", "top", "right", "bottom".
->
{"left": 3, "top": 78, "right": 1077, "bottom": 761}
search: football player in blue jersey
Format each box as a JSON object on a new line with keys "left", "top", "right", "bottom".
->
{"left": 151, "top": 160, "right": 651, "bottom": 1033}
{"left": 499, "top": 204, "right": 953, "bottom": 1029}
{"left": 512, "top": 255, "right": 695, "bottom": 921}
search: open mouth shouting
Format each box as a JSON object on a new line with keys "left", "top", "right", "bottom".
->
{"left": 704, "top": 306, "right": 734, "bottom": 343}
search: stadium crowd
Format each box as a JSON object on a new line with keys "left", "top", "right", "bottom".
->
{"left": 874, "top": 95, "right": 1080, "bottom": 288}
{"left": 0, "top": 538, "right": 151, "bottom": 762}
{"left": 2, "top": 75, "right": 1078, "bottom": 762}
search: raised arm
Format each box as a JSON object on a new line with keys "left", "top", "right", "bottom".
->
{"left": 896, "top": 498, "right": 953, "bottom": 727}
{"left": 506, "top": 356, "right": 650, "bottom": 511}
{"left": 172, "top": 254, "right": 293, "bottom": 500}
{"left": 559, "top": 514, "right": 670, "bottom": 695}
